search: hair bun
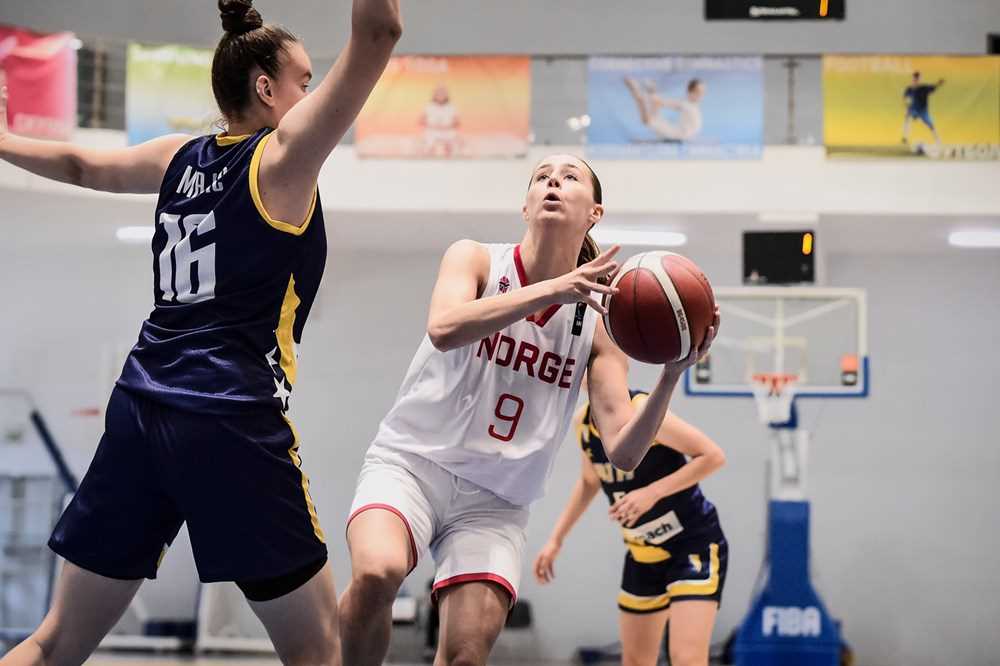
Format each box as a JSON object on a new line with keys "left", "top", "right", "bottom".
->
{"left": 219, "top": 0, "right": 263, "bottom": 35}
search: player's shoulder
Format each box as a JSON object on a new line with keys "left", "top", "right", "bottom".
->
{"left": 437, "top": 240, "right": 494, "bottom": 288}
{"left": 445, "top": 238, "right": 489, "bottom": 255}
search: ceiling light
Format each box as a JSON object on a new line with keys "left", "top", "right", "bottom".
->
{"left": 116, "top": 226, "right": 154, "bottom": 243}
{"left": 948, "top": 230, "right": 1000, "bottom": 248}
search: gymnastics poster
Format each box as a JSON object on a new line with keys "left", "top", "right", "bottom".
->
{"left": 355, "top": 56, "right": 531, "bottom": 159}
{"left": 823, "top": 55, "right": 1000, "bottom": 160}
{"left": 587, "top": 56, "right": 764, "bottom": 160}
{"left": 126, "top": 42, "right": 218, "bottom": 145}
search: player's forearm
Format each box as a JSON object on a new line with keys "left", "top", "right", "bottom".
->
{"left": 548, "top": 479, "right": 600, "bottom": 546}
{"left": 428, "top": 281, "right": 559, "bottom": 351}
{"left": 604, "top": 367, "right": 684, "bottom": 472}
{"left": 645, "top": 452, "right": 724, "bottom": 501}
{"left": 0, "top": 134, "right": 91, "bottom": 188}
{"left": 351, "top": 0, "right": 402, "bottom": 41}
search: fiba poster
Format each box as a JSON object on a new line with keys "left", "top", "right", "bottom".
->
{"left": 0, "top": 25, "right": 77, "bottom": 140}
{"left": 586, "top": 56, "right": 764, "bottom": 160}
{"left": 355, "top": 56, "right": 531, "bottom": 158}
{"left": 823, "top": 55, "right": 1000, "bottom": 160}
{"left": 126, "top": 43, "right": 218, "bottom": 145}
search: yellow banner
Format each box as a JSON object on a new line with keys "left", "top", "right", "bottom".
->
{"left": 823, "top": 56, "right": 1000, "bottom": 160}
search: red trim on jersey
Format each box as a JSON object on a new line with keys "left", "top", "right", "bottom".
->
{"left": 514, "top": 244, "right": 562, "bottom": 327}
{"left": 513, "top": 244, "right": 530, "bottom": 287}
{"left": 432, "top": 572, "right": 517, "bottom": 607}
{"left": 346, "top": 503, "right": 418, "bottom": 573}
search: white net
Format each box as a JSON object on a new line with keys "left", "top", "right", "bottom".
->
{"left": 750, "top": 373, "right": 799, "bottom": 425}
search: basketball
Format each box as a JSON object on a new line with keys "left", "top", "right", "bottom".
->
{"left": 603, "top": 251, "right": 716, "bottom": 364}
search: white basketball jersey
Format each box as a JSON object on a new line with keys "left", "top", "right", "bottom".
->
{"left": 373, "top": 243, "right": 599, "bottom": 506}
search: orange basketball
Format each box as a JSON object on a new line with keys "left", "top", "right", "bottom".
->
{"left": 603, "top": 252, "right": 716, "bottom": 364}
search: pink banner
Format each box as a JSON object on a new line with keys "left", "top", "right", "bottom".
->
{"left": 0, "top": 25, "right": 77, "bottom": 140}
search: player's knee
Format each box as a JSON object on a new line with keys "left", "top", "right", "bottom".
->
{"left": 669, "top": 644, "right": 708, "bottom": 666}
{"left": 438, "top": 640, "right": 490, "bottom": 666}
{"left": 26, "top": 626, "right": 88, "bottom": 666}
{"left": 622, "top": 650, "right": 657, "bottom": 666}
{"left": 279, "top": 639, "right": 341, "bottom": 666}
{"left": 350, "top": 559, "right": 406, "bottom": 605}
{"left": 24, "top": 630, "right": 57, "bottom": 664}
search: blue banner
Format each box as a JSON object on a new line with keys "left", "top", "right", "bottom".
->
{"left": 587, "top": 56, "right": 764, "bottom": 160}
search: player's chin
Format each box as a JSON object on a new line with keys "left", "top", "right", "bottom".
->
{"left": 536, "top": 209, "right": 585, "bottom": 232}
{"left": 535, "top": 208, "right": 567, "bottom": 223}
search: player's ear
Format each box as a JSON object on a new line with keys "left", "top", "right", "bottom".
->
{"left": 255, "top": 75, "right": 276, "bottom": 108}
{"left": 589, "top": 204, "right": 604, "bottom": 225}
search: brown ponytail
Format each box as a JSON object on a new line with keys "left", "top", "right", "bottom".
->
{"left": 212, "top": 0, "right": 298, "bottom": 122}
{"left": 577, "top": 158, "right": 604, "bottom": 281}
{"left": 577, "top": 232, "right": 600, "bottom": 267}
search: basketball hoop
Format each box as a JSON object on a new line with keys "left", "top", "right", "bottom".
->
{"left": 751, "top": 373, "right": 799, "bottom": 425}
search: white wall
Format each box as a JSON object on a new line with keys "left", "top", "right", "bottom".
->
{"left": 2, "top": 184, "right": 999, "bottom": 663}
{"left": 2, "top": 0, "right": 999, "bottom": 56}
{"left": 4, "top": 134, "right": 1000, "bottom": 218}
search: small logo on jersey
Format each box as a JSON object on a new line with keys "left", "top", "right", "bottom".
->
{"left": 572, "top": 302, "right": 586, "bottom": 336}
{"left": 622, "top": 511, "right": 684, "bottom": 545}
{"left": 498, "top": 276, "right": 511, "bottom": 293}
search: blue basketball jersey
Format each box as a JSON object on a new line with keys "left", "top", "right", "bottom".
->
{"left": 579, "top": 391, "right": 719, "bottom": 556}
{"left": 117, "top": 128, "right": 326, "bottom": 414}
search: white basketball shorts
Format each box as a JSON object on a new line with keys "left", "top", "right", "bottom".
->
{"left": 347, "top": 444, "right": 529, "bottom": 604}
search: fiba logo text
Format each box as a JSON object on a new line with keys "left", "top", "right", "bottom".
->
{"left": 762, "top": 606, "right": 821, "bottom": 637}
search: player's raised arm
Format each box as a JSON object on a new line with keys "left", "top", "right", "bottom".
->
{"left": 588, "top": 310, "right": 718, "bottom": 472}
{"left": 0, "top": 85, "right": 188, "bottom": 194}
{"left": 608, "top": 406, "right": 726, "bottom": 527}
{"left": 255, "top": 0, "right": 401, "bottom": 226}
{"left": 426, "top": 242, "right": 620, "bottom": 352}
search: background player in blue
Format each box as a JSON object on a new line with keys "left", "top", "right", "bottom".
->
{"left": 903, "top": 71, "right": 945, "bottom": 147}
{"left": 534, "top": 388, "right": 727, "bottom": 666}
{"left": 0, "top": 1, "right": 401, "bottom": 665}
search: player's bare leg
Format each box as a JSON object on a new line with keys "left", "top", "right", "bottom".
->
{"left": 433, "top": 581, "right": 509, "bottom": 666}
{"left": 0, "top": 563, "right": 140, "bottom": 666}
{"left": 667, "top": 600, "right": 718, "bottom": 666}
{"left": 249, "top": 563, "right": 341, "bottom": 666}
{"left": 619, "top": 607, "right": 670, "bottom": 666}
{"left": 339, "top": 509, "right": 413, "bottom": 666}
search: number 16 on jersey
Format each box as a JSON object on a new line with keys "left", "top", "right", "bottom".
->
{"left": 157, "top": 212, "right": 217, "bottom": 304}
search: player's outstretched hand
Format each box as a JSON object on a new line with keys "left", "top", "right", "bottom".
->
{"left": 548, "top": 245, "right": 621, "bottom": 315}
{"left": 668, "top": 305, "right": 720, "bottom": 371}
{"left": 533, "top": 540, "right": 561, "bottom": 584}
